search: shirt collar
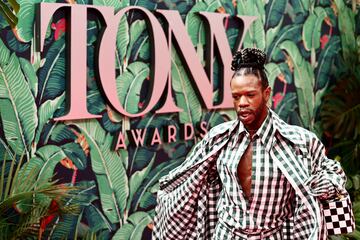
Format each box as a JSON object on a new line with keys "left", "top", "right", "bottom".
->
{"left": 229, "top": 108, "right": 276, "bottom": 150}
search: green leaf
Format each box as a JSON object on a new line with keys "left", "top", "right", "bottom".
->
{"left": 61, "top": 142, "right": 87, "bottom": 170}
{"left": 267, "top": 24, "right": 302, "bottom": 62}
{"left": 83, "top": 203, "right": 113, "bottom": 233}
{"left": 126, "top": 154, "right": 155, "bottom": 213}
{"left": 112, "top": 211, "right": 152, "bottom": 240}
{"left": 334, "top": 0, "right": 356, "bottom": 61}
{"left": 38, "top": 37, "right": 66, "bottom": 103}
{"left": 6, "top": 30, "right": 30, "bottom": 53}
{"left": 35, "top": 145, "right": 67, "bottom": 181}
{"left": 0, "top": 1, "right": 18, "bottom": 28}
{"left": 279, "top": 41, "right": 314, "bottom": 128}
{"left": 289, "top": 0, "right": 310, "bottom": 23}
{"left": 49, "top": 181, "right": 100, "bottom": 239}
{"left": 72, "top": 120, "right": 128, "bottom": 224}
{"left": 265, "top": 62, "right": 282, "bottom": 101}
{"left": 126, "top": 20, "right": 146, "bottom": 63}
{"left": 132, "top": 32, "right": 150, "bottom": 62}
{"left": 18, "top": 58, "right": 37, "bottom": 98}
{"left": 15, "top": 0, "right": 56, "bottom": 42}
{"left": 226, "top": 28, "right": 239, "bottom": 51}
{"left": 116, "top": 15, "right": 129, "bottom": 68}
{"left": 132, "top": 159, "right": 183, "bottom": 212}
{"left": 116, "top": 61, "right": 149, "bottom": 114}
{"left": 49, "top": 123, "right": 77, "bottom": 143}
{"left": 0, "top": 40, "right": 37, "bottom": 157}
{"left": 238, "top": 0, "right": 265, "bottom": 50}
{"left": 186, "top": 0, "right": 222, "bottom": 46}
{"left": 275, "top": 92, "right": 299, "bottom": 124}
{"left": 265, "top": 0, "right": 287, "bottom": 29}
{"left": 171, "top": 50, "right": 202, "bottom": 124}
{"left": 92, "top": 0, "right": 128, "bottom": 12}
{"left": 87, "top": 89, "right": 106, "bottom": 115}
{"left": 315, "top": 36, "right": 340, "bottom": 91}
{"left": 302, "top": 7, "right": 327, "bottom": 51}
{"left": 34, "top": 93, "right": 65, "bottom": 144}
{"left": 265, "top": 17, "right": 283, "bottom": 50}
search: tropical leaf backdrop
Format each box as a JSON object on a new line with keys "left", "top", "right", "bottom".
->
{"left": 0, "top": 0, "right": 359, "bottom": 239}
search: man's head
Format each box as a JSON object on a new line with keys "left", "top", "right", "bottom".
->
{"left": 230, "top": 48, "right": 271, "bottom": 131}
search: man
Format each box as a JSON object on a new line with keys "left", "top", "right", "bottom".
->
{"left": 153, "top": 48, "right": 351, "bottom": 239}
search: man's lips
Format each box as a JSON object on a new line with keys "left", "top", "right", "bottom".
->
{"left": 239, "top": 110, "right": 253, "bottom": 116}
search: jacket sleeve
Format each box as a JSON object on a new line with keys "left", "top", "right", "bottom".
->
{"left": 306, "top": 134, "right": 347, "bottom": 199}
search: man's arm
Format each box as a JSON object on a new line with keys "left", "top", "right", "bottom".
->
{"left": 307, "top": 133, "right": 347, "bottom": 199}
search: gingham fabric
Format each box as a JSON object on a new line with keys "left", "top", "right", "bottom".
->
{"left": 153, "top": 109, "right": 349, "bottom": 240}
{"left": 214, "top": 112, "right": 296, "bottom": 239}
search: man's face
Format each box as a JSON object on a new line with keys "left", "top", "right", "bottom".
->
{"left": 231, "top": 74, "right": 270, "bottom": 129}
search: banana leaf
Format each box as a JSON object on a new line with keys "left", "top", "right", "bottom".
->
{"left": 126, "top": 154, "right": 155, "bottom": 214}
{"left": 186, "top": 0, "right": 222, "bottom": 46}
{"left": 34, "top": 93, "right": 65, "bottom": 145}
{"left": 93, "top": 0, "right": 128, "bottom": 12}
{"left": 302, "top": 7, "right": 327, "bottom": 51}
{"left": 267, "top": 24, "right": 302, "bottom": 62}
{"left": 116, "top": 15, "right": 129, "bottom": 69}
{"left": 18, "top": 58, "right": 37, "bottom": 98}
{"left": 116, "top": 61, "right": 149, "bottom": 114}
{"left": 0, "top": 1, "right": 17, "bottom": 28}
{"left": 334, "top": 0, "right": 356, "bottom": 61}
{"left": 84, "top": 203, "right": 114, "bottom": 233}
{"left": 265, "top": 17, "right": 283, "bottom": 51}
{"left": 112, "top": 211, "right": 152, "bottom": 240}
{"left": 279, "top": 40, "right": 314, "bottom": 128}
{"left": 0, "top": 39, "right": 37, "bottom": 157}
{"left": 131, "top": 158, "right": 183, "bottom": 212}
{"left": 101, "top": 112, "right": 122, "bottom": 133}
{"left": 71, "top": 120, "right": 128, "bottom": 225}
{"left": 47, "top": 181, "right": 99, "bottom": 239}
{"left": 132, "top": 31, "right": 150, "bottom": 62}
{"left": 315, "top": 36, "right": 340, "bottom": 91}
{"left": 264, "top": 62, "right": 282, "bottom": 102}
{"left": 265, "top": 0, "right": 287, "bottom": 29}
{"left": 38, "top": 37, "right": 66, "bottom": 104}
{"left": 289, "top": 0, "right": 310, "bottom": 23}
{"left": 126, "top": 20, "right": 146, "bottom": 63}
{"left": 237, "top": 0, "right": 265, "bottom": 50}
{"left": 49, "top": 123, "right": 77, "bottom": 143}
{"left": 171, "top": 50, "right": 202, "bottom": 124}
{"left": 15, "top": 0, "right": 56, "bottom": 42}
{"left": 275, "top": 92, "right": 299, "bottom": 124}
{"left": 5, "top": 30, "right": 29, "bottom": 53}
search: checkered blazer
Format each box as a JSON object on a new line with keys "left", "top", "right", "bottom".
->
{"left": 153, "top": 110, "right": 349, "bottom": 240}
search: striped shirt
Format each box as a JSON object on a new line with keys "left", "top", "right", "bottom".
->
{"left": 215, "top": 110, "right": 295, "bottom": 239}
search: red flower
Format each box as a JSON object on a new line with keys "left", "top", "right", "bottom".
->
{"left": 320, "top": 35, "right": 329, "bottom": 49}
{"left": 273, "top": 92, "right": 284, "bottom": 109}
{"left": 51, "top": 19, "right": 66, "bottom": 41}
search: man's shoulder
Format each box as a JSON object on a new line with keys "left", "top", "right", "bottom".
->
{"left": 271, "top": 110, "right": 316, "bottom": 144}
{"left": 207, "top": 120, "right": 237, "bottom": 138}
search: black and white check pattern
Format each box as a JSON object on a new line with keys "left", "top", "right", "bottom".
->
{"left": 323, "top": 195, "right": 355, "bottom": 235}
{"left": 153, "top": 109, "right": 350, "bottom": 240}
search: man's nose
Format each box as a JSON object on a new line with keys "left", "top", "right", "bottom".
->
{"left": 239, "top": 96, "right": 249, "bottom": 107}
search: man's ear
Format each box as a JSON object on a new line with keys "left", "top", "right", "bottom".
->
{"left": 264, "top": 86, "right": 271, "bottom": 102}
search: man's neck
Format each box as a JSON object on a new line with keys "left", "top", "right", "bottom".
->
{"left": 244, "top": 108, "right": 269, "bottom": 137}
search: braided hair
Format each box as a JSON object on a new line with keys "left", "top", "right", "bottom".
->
{"left": 231, "top": 48, "right": 269, "bottom": 89}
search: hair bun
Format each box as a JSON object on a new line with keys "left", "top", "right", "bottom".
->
{"left": 231, "top": 48, "right": 266, "bottom": 71}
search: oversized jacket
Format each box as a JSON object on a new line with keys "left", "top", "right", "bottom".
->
{"left": 153, "top": 110, "right": 349, "bottom": 240}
